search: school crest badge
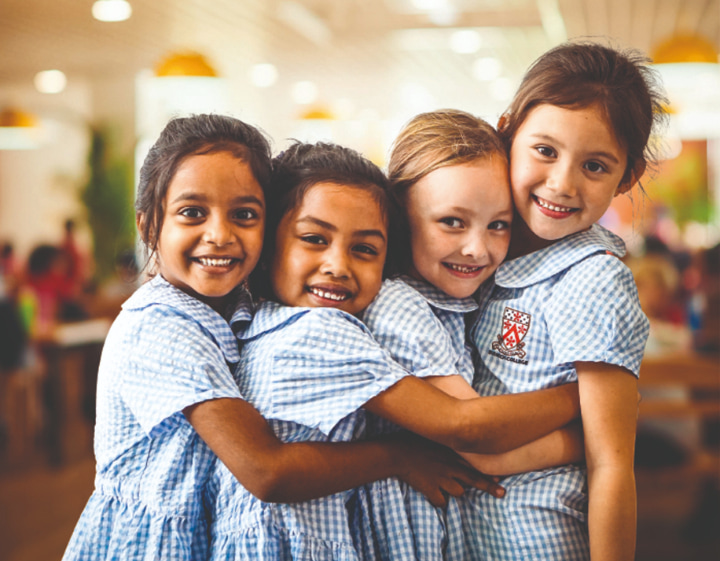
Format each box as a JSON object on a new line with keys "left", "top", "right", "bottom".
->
{"left": 491, "top": 307, "right": 531, "bottom": 359}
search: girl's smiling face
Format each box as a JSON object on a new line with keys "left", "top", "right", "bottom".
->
{"left": 270, "top": 182, "right": 387, "bottom": 316}
{"left": 406, "top": 158, "right": 513, "bottom": 299}
{"left": 154, "top": 151, "right": 265, "bottom": 312}
{"left": 509, "top": 103, "right": 632, "bottom": 246}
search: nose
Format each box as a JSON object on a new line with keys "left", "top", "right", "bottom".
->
{"left": 203, "top": 215, "right": 235, "bottom": 247}
{"left": 320, "top": 245, "right": 350, "bottom": 279}
{"left": 460, "top": 232, "right": 487, "bottom": 260}
{"left": 546, "top": 162, "right": 577, "bottom": 198}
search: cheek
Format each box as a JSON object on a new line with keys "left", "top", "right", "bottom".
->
{"left": 269, "top": 247, "right": 293, "bottom": 297}
{"left": 509, "top": 160, "right": 533, "bottom": 194}
{"left": 361, "top": 263, "right": 385, "bottom": 301}
{"left": 490, "top": 235, "right": 511, "bottom": 263}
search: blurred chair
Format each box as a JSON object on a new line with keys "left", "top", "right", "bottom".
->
{"left": 0, "top": 299, "right": 44, "bottom": 464}
{"left": 636, "top": 352, "right": 720, "bottom": 534}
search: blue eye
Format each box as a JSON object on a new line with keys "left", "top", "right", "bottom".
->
{"left": 440, "top": 217, "right": 463, "bottom": 228}
{"left": 489, "top": 220, "right": 511, "bottom": 231}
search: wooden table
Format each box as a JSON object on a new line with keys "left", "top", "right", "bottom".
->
{"left": 38, "top": 319, "right": 111, "bottom": 466}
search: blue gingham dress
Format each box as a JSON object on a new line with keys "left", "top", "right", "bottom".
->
{"left": 463, "top": 224, "right": 649, "bottom": 561}
{"left": 358, "top": 276, "right": 478, "bottom": 561}
{"left": 62, "top": 275, "right": 252, "bottom": 561}
{"left": 208, "top": 302, "right": 410, "bottom": 561}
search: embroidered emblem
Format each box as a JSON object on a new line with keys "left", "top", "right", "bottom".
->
{"left": 491, "top": 307, "right": 531, "bottom": 359}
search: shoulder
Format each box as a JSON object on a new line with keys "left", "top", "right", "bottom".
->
{"left": 560, "top": 251, "right": 636, "bottom": 295}
{"left": 498, "top": 225, "right": 628, "bottom": 288}
{"left": 366, "top": 278, "right": 428, "bottom": 318}
{"left": 244, "top": 302, "right": 372, "bottom": 346}
{"left": 121, "top": 279, "right": 240, "bottom": 363}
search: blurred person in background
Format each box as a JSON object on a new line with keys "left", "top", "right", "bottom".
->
{"left": 21, "top": 243, "right": 87, "bottom": 339}
{"left": 91, "top": 249, "right": 141, "bottom": 319}
{"left": 689, "top": 243, "right": 720, "bottom": 355}
{"left": 61, "top": 219, "right": 90, "bottom": 297}
{"left": 627, "top": 252, "right": 692, "bottom": 357}
{"left": 0, "top": 242, "right": 18, "bottom": 298}
{"left": 0, "top": 243, "right": 29, "bottom": 450}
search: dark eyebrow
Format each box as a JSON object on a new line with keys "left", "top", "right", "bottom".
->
{"left": 297, "top": 216, "right": 386, "bottom": 242}
{"left": 355, "top": 229, "right": 387, "bottom": 242}
{"left": 530, "top": 133, "right": 621, "bottom": 165}
{"left": 169, "top": 192, "right": 264, "bottom": 207}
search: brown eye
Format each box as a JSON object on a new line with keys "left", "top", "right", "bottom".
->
{"left": 354, "top": 244, "right": 378, "bottom": 256}
{"left": 584, "top": 161, "right": 607, "bottom": 173}
{"left": 180, "top": 207, "right": 203, "bottom": 219}
{"left": 300, "top": 234, "right": 326, "bottom": 245}
{"left": 535, "top": 146, "right": 555, "bottom": 158}
{"left": 233, "top": 208, "right": 258, "bottom": 221}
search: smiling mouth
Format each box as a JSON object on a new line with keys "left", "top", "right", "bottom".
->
{"left": 193, "top": 257, "right": 238, "bottom": 267}
{"left": 308, "top": 286, "right": 351, "bottom": 302}
{"left": 533, "top": 195, "right": 578, "bottom": 214}
{"left": 444, "top": 263, "right": 483, "bottom": 275}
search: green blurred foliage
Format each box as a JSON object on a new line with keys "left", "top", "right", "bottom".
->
{"left": 81, "top": 126, "right": 135, "bottom": 284}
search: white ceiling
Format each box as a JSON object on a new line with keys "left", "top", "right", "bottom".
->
{"left": 1, "top": 0, "right": 719, "bottom": 130}
{"left": 3, "top": 0, "right": 718, "bottom": 80}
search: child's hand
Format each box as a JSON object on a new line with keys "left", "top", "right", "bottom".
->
{"left": 387, "top": 432, "right": 505, "bottom": 507}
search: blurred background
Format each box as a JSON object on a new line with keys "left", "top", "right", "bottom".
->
{"left": 0, "top": 1, "right": 718, "bottom": 560}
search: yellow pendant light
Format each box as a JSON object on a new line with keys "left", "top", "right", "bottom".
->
{"left": 0, "top": 107, "right": 38, "bottom": 128}
{"left": 154, "top": 51, "right": 218, "bottom": 77}
{"left": 652, "top": 34, "right": 718, "bottom": 64}
{"left": 0, "top": 107, "right": 42, "bottom": 150}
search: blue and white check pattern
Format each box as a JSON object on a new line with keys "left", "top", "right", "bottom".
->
{"left": 62, "top": 275, "right": 252, "bottom": 561}
{"left": 358, "top": 277, "right": 478, "bottom": 561}
{"left": 460, "top": 224, "right": 649, "bottom": 561}
{"left": 209, "top": 302, "right": 410, "bottom": 561}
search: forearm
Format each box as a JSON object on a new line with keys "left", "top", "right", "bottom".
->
{"left": 365, "top": 376, "right": 580, "bottom": 454}
{"left": 587, "top": 465, "right": 637, "bottom": 561}
{"left": 452, "top": 383, "right": 581, "bottom": 453}
{"left": 256, "top": 439, "right": 403, "bottom": 503}
{"left": 185, "top": 397, "right": 404, "bottom": 503}
{"left": 462, "top": 421, "right": 585, "bottom": 476}
{"left": 577, "top": 361, "right": 639, "bottom": 561}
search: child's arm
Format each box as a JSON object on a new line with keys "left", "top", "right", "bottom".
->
{"left": 577, "top": 361, "right": 638, "bottom": 561}
{"left": 426, "top": 374, "right": 585, "bottom": 475}
{"left": 184, "top": 396, "right": 505, "bottom": 506}
{"left": 459, "top": 421, "right": 584, "bottom": 476}
{"left": 363, "top": 374, "right": 580, "bottom": 454}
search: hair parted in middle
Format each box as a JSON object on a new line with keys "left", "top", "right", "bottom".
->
{"left": 388, "top": 109, "right": 508, "bottom": 203}
{"left": 249, "top": 140, "right": 400, "bottom": 298}
{"left": 135, "top": 113, "right": 273, "bottom": 259}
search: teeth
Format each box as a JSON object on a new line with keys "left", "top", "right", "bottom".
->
{"left": 198, "top": 257, "right": 233, "bottom": 267}
{"left": 447, "top": 263, "right": 481, "bottom": 273}
{"left": 309, "top": 287, "right": 349, "bottom": 301}
{"left": 536, "top": 198, "right": 574, "bottom": 213}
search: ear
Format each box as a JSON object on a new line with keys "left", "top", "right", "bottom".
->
{"left": 135, "top": 212, "right": 146, "bottom": 242}
{"left": 136, "top": 212, "right": 155, "bottom": 246}
{"left": 616, "top": 160, "right": 646, "bottom": 196}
